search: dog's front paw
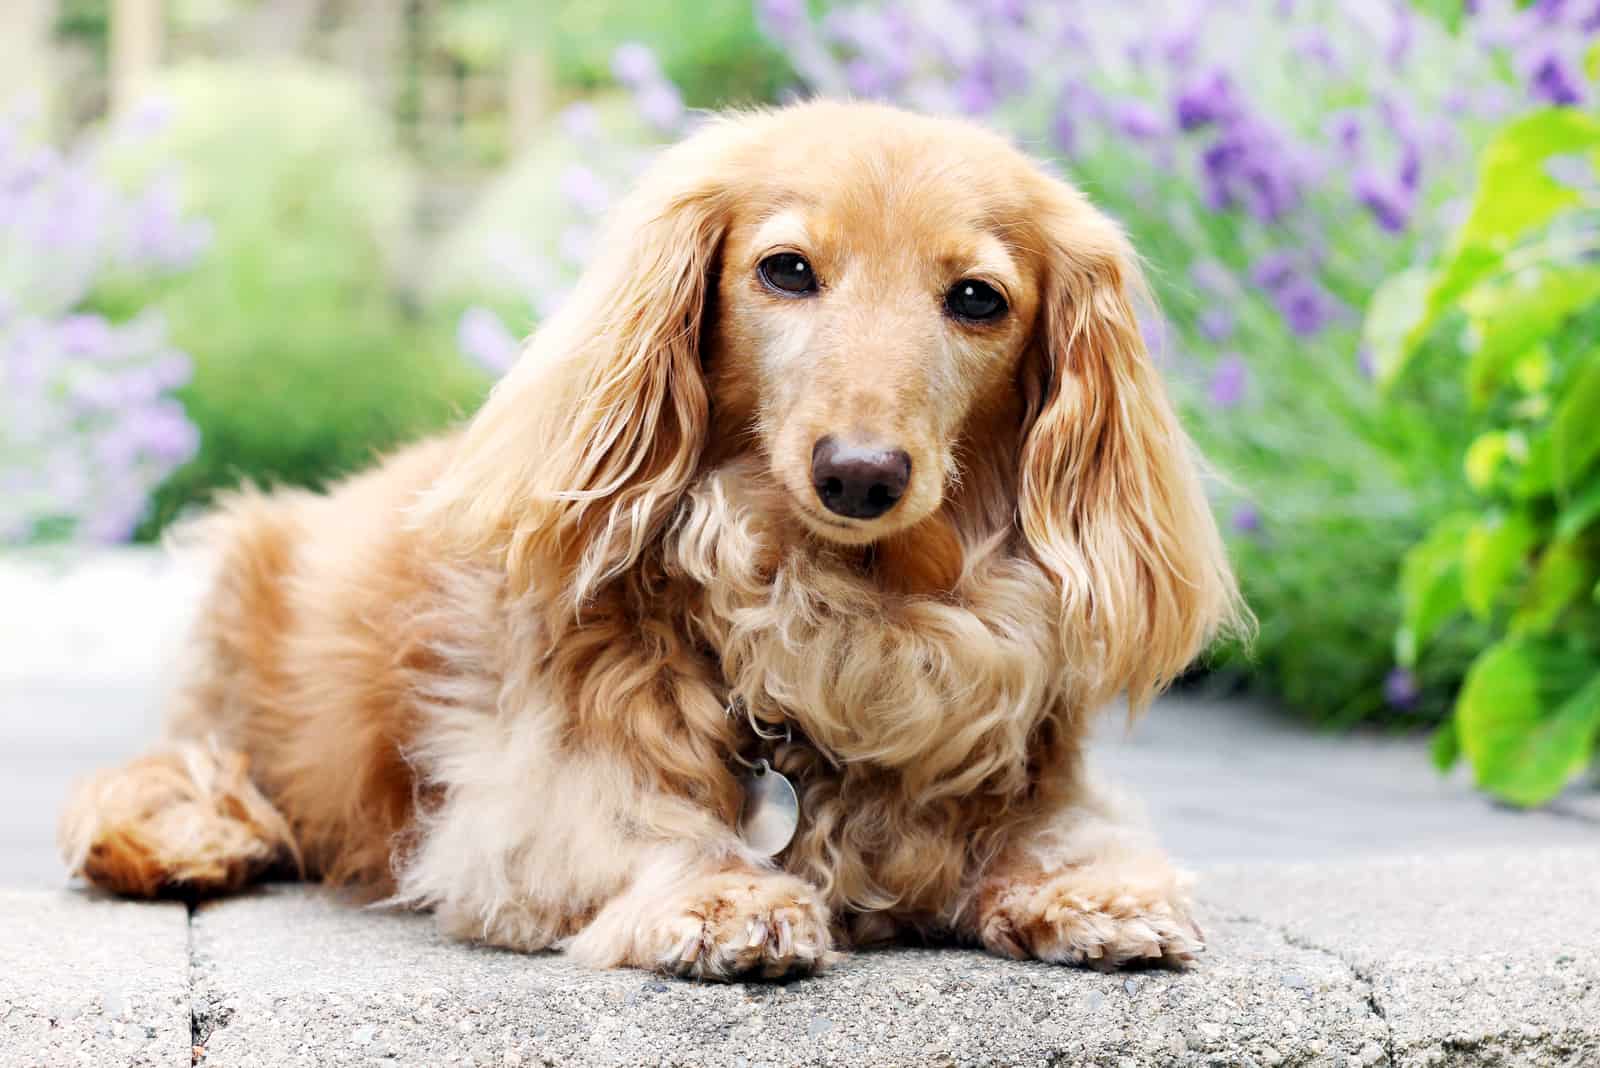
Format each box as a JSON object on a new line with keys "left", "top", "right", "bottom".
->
{"left": 975, "top": 862, "right": 1203, "bottom": 970}
{"left": 647, "top": 869, "right": 836, "bottom": 981}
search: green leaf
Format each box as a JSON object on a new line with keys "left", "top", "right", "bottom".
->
{"left": 1455, "top": 639, "right": 1600, "bottom": 807}
{"left": 1458, "top": 110, "right": 1600, "bottom": 252}
{"left": 1552, "top": 355, "right": 1600, "bottom": 490}
{"left": 1465, "top": 432, "right": 1511, "bottom": 491}
{"left": 1462, "top": 268, "right": 1600, "bottom": 405}
{"left": 1431, "top": 719, "right": 1461, "bottom": 771}
{"left": 1410, "top": 0, "right": 1465, "bottom": 31}
{"left": 1366, "top": 267, "right": 1433, "bottom": 384}
{"left": 1511, "top": 538, "right": 1597, "bottom": 634}
{"left": 1556, "top": 479, "right": 1600, "bottom": 540}
{"left": 1463, "top": 512, "right": 1538, "bottom": 619}
{"left": 1396, "top": 513, "right": 1474, "bottom": 666}
{"left": 1406, "top": 111, "right": 1600, "bottom": 356}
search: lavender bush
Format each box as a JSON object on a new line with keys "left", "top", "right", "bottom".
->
{"left": 459, "top": 0, "right": 1599, "bottom": 722}
{"left": 1, "top": 102, "right": 207, "bottom": 544}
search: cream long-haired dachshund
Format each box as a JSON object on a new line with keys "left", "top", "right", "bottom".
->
{"left": 61, "top": 101, "right": 1244, "bottom": 980}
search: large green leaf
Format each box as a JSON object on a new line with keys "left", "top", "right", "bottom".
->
{"left": 1367, "top": 267, "right": 1433, "bottom": 385}
{"left": 1397, "top": 513, "right": 1474, "bottom": 666}
{"left": 1555, "top": 479, "right": 1600, "bottom": 540}
{"left": 1512, "top": 538, "right": 1598, "bottom": 634}
{"left": 1456, "top": 110, "right": 1600, "bottom": 252}
{"left": 1462, "top": 512, "right": 1537, "bottom": 619}
{"left": 1405, "top": 111, "right": 1600, "bottom": 357}
{"left": 1455, "top": 639, "right": 1600, "bottom": 807}
{"left": 1552, "top": 355, "right": 1600, "bottom": 490}
{"left": 1462, "top": 269, "right": 1600, "bottom": 405}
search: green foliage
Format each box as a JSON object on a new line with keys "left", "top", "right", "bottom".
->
{"left": 1384, "top": 109, "right": 1600, "bottom": 805}
{"left": 98, "top": 61, "right": 486, "bottom": 535}
{"left": 440, "top": 0, "right": 792, "bottom": 106}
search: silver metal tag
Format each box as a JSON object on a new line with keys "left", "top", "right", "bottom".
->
{"left": 738, "top": 760, "right": 799, "bottom": 858}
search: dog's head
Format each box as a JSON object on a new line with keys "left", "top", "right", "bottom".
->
{"left": 431, "top": 101, "right": 1241, "bottom": 704}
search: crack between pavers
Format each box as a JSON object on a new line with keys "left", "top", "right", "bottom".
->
{"left": 1220, "top": 909, "right": 1397, "bottom": 1068}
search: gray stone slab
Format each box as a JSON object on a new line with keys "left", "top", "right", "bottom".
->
{"left": 1204, "top": 847, "right": 1600, "bottom": 1067}
{"left": 0, "top": 890, "right": 191, "bottom": 1068}
{"left": 188, "top": 885, "right": 1382, "bottom": 1068}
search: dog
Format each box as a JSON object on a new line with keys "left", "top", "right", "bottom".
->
{"left": 60, "top": 100, "right": 1244, "bottom": 980}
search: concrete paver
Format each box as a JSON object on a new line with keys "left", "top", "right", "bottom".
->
{"left": 185, "top": 884, "right": 1382, "bottom": 1068}
{"left": 1208, "top": 848, "right": 1600, "bottom": 1067}
{"left": 0, "top": 890, "right": 191, "bottom": 1068}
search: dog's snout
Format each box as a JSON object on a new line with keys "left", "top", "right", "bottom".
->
{"left": 811, "top": 436, "right": 911, "bottom": 520}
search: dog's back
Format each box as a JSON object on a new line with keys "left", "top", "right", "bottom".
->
{"left": 59, "top": 436, "right": 458, "bottom": 898}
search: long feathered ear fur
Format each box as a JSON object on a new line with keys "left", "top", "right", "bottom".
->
{"left": 1018, "top": 180, "right": 1246, "bottom": 712}
{"left": 422, "top": 124, "right": 742, "bottom": 609}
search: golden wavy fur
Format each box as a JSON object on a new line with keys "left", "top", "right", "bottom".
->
{"left": 60, "top": 101, "right": 1244, "bottom": 979}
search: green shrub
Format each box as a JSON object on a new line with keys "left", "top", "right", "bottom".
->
{"left": 1379, "top": 109, "right": 1600, "bottom": 803}
{"left": 95, "top": 61, "right": 486, "bottom": 536}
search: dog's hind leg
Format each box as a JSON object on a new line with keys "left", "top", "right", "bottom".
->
{"left": 58, "top": 739, "right": 297, "bottom": 898}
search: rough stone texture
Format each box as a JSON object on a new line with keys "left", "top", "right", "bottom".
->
{"left": 0, "top": 889, "right": 190, "bottom": 1068}
{"left": 188, "top": 885, "right": 1381, "bottom": 1068}
{"left": 1206, "top": 848, "right": 1600, "bottom": 1067}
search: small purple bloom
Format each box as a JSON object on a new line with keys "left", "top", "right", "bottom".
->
{"left": 757, "top": 0, "right": 807, "bottom": 38}
{"left": 1112, "top": 100, "right": 1166, "bottom": 140}
{"left": 1174, "top": 71, "right": 1241, "bottom": 131}
{"left": 559, "top": 102, "right": 601, "bottom": 142}
{"left": 1384, "top": 667, "right": 1420, "bottom": 711}
{"left": 457, "top": 307, "right": 520, "bottom": 375}
{"left": 1209, "top": 355, "right": 1249, "bottom": 408}
{"left": 1277, "top": 278, "right": 1335, "bottom": 337}
{"left": 1250, "top": 252, "right": 1298, "bottom": 293}
{"left": 1232, "top": 505, "right": 1262, "bottom": 534}
{"left": 1353, "top": 169, "right": 1415, "bottom": 233}
{"left": 1529, "top": 53, "right": 1583, "bottom": 107}
{"left": 634, "top": 81, "right": 685, "bottom": 132}
{"left": 1198, "top": 307, "right": 1235, "bottom": 343}
{"left": 1357, "top": 345, "right": 1376, "bottom": 380}
{"left": 558, "top": 165, "right": 609, "bottom": 217}
{"left": 611, "top": 43, "right": 661, "bottom": 89}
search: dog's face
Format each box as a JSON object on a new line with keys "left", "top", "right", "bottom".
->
{"left": 435, "top": 101, "right": 1241, "bottom": 708}
{"left": 704, "top": 132, "right": 1042, "bottom": 544}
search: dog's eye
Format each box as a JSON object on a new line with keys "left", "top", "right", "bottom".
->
{"left": 759, "top": 253, "right": 818, "bottom": 295}
{"left": 945, "top": 279, "right": 1007, "bottom": 322}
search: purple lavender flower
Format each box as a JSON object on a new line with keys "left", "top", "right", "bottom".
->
{"left": 1174, "top": 71, "right": 1241, "bottom": 131}
{"left": 640, "top": 83, "right": 686, "bottom": 131}
{"left": 1353, "top": 169, "right": 1415, "bottom": 233}
{"left": 1232, "top": 505, "right": 1263, "bottom": 534}
{"left": 1198, "top": 307, "right": 1235, "bottom": 343}
{"left": 1384, "top": 667, "right": 1420, "bottom": 711}
{"left": 1209, "top": 355, "right": 1249, "bottom": 408}
{"left": 1276, "top": 277, "right": 1336, "bottom": 337}
{"left": 457, "top": 307, "right": 520, "bottom": 376}
{"left": 1112, "top": 100, "right": 1166, "bottom": 140}
{"left": 1529, "top": 53, "right": 1583, "bottom": 106}
{"left": 758, "top": 0, "right": 808, "bottom": 39}
{"left": 558, "top": 165, "right": 610, "bottom": 217}
{"left": 611, "top": 43, "right": 661, "bottom": 89}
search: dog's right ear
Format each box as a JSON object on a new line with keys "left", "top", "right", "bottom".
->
{"left": 419, "top": 121, "right": 747, "bottom": 610}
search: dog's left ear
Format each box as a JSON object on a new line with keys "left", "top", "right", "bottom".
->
{"left": 1018, "top": 181, "right": 1245, "bottom": 710}
{"left": 422, "top": 124, "right": 743, "bottom": 609}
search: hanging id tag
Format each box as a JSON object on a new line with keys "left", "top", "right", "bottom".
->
{"left": 738, "top": 760, "right": 799, "bottom": 857}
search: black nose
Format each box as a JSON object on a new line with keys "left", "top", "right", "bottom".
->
{"left": 811, "top": 437, "right": 912, "bottom": 520}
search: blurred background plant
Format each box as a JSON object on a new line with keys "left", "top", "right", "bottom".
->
{"left": 3, "top": 0, "right": 1597, "bottom": 799}
{"left": 0, "top": 97, "right": 205, "bottom": 543}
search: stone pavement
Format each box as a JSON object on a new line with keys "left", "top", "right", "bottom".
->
{"left": 3, "top": 549, "right": 1600, "bottom": 1066}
